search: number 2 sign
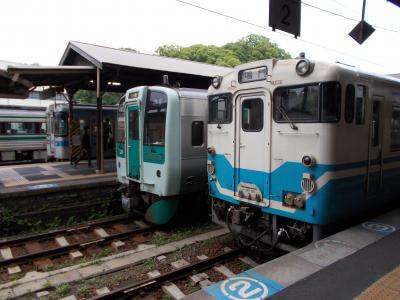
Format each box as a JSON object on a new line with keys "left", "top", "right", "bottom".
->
{"left": 220, "top": 277, "right": 269, "bottom": 300}
{"left": 269, "top": 0, "right": 301, "bottom": 37}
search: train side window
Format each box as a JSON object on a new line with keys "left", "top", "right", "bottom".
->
{"left": 391, "top": 106, "right": 400, "bottom": 151}
{"left": 355, "top": 85, "right": 366, "bottom": 124}
{"left": 191, "top": 121, "right": 204, "bottom": 147}
{"left": 242, "top": 98, "right": 263, "bottom": 132}
{"left": 345, "top": 84, "right": 355, "bottom": 123}
{"left": 208, "top": 93, "right": 232, "bottom": 124}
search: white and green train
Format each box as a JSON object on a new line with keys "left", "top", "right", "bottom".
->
{"left": 116, "top": 85, "right": 208, "bottom": 224}
{"left": 0, "top": 105, "right": 47, "bottom": 163}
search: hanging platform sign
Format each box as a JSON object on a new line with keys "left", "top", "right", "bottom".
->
{"left": 269, "top": 0, "right": 301, "bottom": 38}
{"left": 349, "top": 20, "right": 375, "bottom": 45}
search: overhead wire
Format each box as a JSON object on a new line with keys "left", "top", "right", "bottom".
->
{"left": 302, "top": 1, "right": 399, "bottom": 33}
{"left": 175, "top": 0, "right": 394, "bottom": 71}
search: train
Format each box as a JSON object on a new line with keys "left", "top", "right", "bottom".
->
{"left": 0, "top": 104, "right": 47, "bottom": 163}
{"left": 116, "top": 85, "right": 208, "bottom": 224}
{"left": 207, "top": 57, "right": 400, "bottom": 250}
{"left": 46, "top": 103, "right": 117, "bottom": 160}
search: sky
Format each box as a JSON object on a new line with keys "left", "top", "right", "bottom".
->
{"left": 0, "top": 0, "right": 399, "bottom": 75}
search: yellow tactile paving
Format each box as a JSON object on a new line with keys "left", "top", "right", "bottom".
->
{"left": 356, "top": 265, "right": 400, "bottom": 299}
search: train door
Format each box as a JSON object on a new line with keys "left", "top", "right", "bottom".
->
{"left": 49, "top": 113, "right": 55, "bottom": 154}
{"left": 126, "top": 105, "right": 141, "bottom": 181}
{"left": 235, "top": 94, "right": 271, "bottom": 205}
{"left": 367, "top": 95, "right": 384, "bottom": 195}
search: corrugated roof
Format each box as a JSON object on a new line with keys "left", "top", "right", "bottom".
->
{"left": 0, "top": 60, "right": 29, "bottom": 71}
{"left": 60, "top": 41, "right": 232, "bottom": 77}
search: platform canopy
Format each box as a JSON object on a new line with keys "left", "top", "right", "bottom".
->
{"left": 0, "top": 60, "right": 32, "bottom": 98}
{"left": 5, "top": 41, "right": 232, "bottom": 95}
{"left": 2, "top": 41, "right": 232, "bottom": 173}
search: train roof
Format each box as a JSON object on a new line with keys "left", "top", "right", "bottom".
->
{"left": 176, "top": 88, "right": 208, "bottom": 100}
{"left": 0, "top": 104, "right": 46, "bottom": 111}
{"left": 47, "top": 102, "right": 117, "bottom": 112}
{"left": 222, "top": 58, "right": 400, "bottom": 87}
{"left": 0, "top": 107, "right": 46, "bottom": 118}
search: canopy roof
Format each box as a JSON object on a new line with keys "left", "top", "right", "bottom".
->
{"left": 3, "top": 41, "right": 232, "bottom": 96}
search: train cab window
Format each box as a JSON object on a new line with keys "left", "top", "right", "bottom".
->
{"left": 274, "top": 84, "right": 319, "bottom": 122}
{"left": 355, "top": 85, "right": 366, "bottom": 125}
{"left": 345, "top": 84, "right": 355, "bottom": 123}
{"left": 54, "top": 112, "right": 68, "bottom": 136}
{"left": 191, "top": 121, "right": 204, "bottom": 146}
{"left": 144, "top": 91, "right": 167, "bottom": 146}
{"left": 242, "top": 99, "right": 263, "bottom": 131}
{"left": 391, "top": 106, "right": 400, "bottom": 151}
{"left": 273, "top": 82, "right": 341, "bottom": 123}
{"left": 209, "top": 93, "right": 232, "bottom": 124}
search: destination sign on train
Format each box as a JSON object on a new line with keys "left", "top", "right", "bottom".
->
{"left": 239, "top": 66, "right": 268, "bottom": 83}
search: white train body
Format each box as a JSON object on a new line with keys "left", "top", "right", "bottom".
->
{"left": 0, "top": 105, "right": 47, "bottom": 162}
{"left": 208, "top": 58, "right": 400, "bottom": 249}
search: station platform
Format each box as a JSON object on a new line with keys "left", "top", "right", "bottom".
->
{"left": 184, "top": 208, "right": 400, "bottom": 300}
{"left": 0, "top": 159, "right": 117, "bottom": 197}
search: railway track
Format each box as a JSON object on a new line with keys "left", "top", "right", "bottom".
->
{"left": 0, "top": 214, "right": 156, "bottom": 279}
{"left": 90, "top": 247, "right": 246, "bottom": 299}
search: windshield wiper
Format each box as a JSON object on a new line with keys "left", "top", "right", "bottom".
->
{"left": 278, "top": 106, "right": 298, "bottom": 130}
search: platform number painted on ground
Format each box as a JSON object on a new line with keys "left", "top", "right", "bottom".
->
{"left": 362, "top": 221, "right": 396, "bottom": 234}
{"left": 220, "top": 277, "right": 268, "bottom": 300}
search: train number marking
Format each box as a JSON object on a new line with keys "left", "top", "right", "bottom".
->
{"left": 220, "top": 277, "right": 268, "bottom": 300}
{"left": 362, "top": 221, "right": 395, "bottom": 233}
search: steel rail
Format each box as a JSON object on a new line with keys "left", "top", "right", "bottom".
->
{"left": 0, "top": 225, "right": 156, "bottom": 268}
{"left": 90, "top": 247, "right": 245, "bottom": 300}
{"left": 0, "top": 214, "right": 132, "bottom": 248}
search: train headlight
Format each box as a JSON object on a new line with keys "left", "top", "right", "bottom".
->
{"left": 302, "top": 155, "right": 316, "bottom": 168}
{"left": 212, "top": 76, "right": 222, "bottom": 89}
{"left": 301, "top": 173, "right": 316, "bottom": 194}
{"left": 296, "top": 59, "right": 314, "bottom": 76}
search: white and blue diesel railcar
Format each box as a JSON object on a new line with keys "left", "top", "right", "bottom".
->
{"left": 0, "top": 105, "right": 47, "bottom": 163}
{"left": 117, "top": 85, "right": 208, "bottom": 224}
{"left": 207, "top": 57, "right": 400, "bottom": 250}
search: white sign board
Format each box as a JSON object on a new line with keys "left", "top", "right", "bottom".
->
{"left": 269, "top": 0, "right": 301, "bottom": 37}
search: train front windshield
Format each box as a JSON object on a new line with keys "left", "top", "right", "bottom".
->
{"left": 273, "top": 82, "right": 341, "bottom": 123}
{"left": 144, "top": 91, "right": 167, "bottom": 146}
{"left": 54, "top": 112, "right": 68, "bottom": 136}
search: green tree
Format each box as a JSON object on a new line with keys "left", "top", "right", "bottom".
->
{"left": 223, "top": 34, "right": 291, "bottom": 63}
{"left": 73, "top": 90, "right": 122, "bottom": 105}
{"left": 156, "top": 44, "right": 240, "bottom": 67}
{"left": 156, "top": 34, "right": 290, "bottom": 67}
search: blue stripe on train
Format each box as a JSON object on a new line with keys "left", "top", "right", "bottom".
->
{"left": 209, "top": 154, "right": 400, "bottom": 225}
{"left": 55, "top": 140, "right": 69, "bottom": 147}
